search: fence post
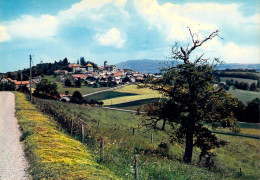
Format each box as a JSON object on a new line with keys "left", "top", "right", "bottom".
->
{"left": 71, "top": 119, "right": 74, "bottom": 134}
{"left": 133, "top": 128, "right": 135, "bottom": 136}
{"left": 100, "top": 137, "right": 104, "bottom": 161}
{"left": 151, "top": 133, "right": 153, "bottom": 143}
{"left": 81, "top": 124, "right": 85, "bottom": 143}
{"left": 97, "top": 120, "right": 100, "bottom": 127}
{"left": 134, "top": 155, "right": 139, "bottom": 180}
{"left": 114, "top": 124, "right": 117, "bottom": 129}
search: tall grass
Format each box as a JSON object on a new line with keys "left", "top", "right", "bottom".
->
{"left": 15, "top": 92, "right": 117, "bottom": 179}
{"left": 30, "top": 97, "right": 260, "bottom": 179}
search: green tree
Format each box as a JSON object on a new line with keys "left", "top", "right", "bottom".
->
{"left": 33, "top": 79, "right": 59, "bottom": 99}
{"left": 65, "top": 79, "right": 72, "bottom": 87}
{"left": 249, "top": 82, "right": 257, "bottom": 91}
{"left": 71, "top": 91, "right": 83, "bottom": 104}
{"left": 141, "top": 28, "right": 239, "bottom": 164}
{"left": 75, "top": 79, "right": 81, "bottom": 88}
{"left": 246, "top": 98, "right": 260, "bottom": 123}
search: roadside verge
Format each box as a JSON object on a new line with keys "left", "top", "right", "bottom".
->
{"left": 15, "top": 92, "right": 117, "bottom": 179}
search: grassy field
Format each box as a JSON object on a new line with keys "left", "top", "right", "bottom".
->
{"left": 91, "top": 85, "right": 162, "bottom": 108}
{"left": 15, "top": 92, "right": 117, "bottom": 179}
{"left": 32, "top": 98, "right": 260, "bottom": 179}
{"left": 44, "top": 75, "right": 110, "bottom": 95}
{"left": 228, "top": 88, "right": 260, "bottom": 104}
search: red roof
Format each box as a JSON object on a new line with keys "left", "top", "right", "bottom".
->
{"left": 68, "top": 64, "right": 80, "bottom": 68}
{"left": 13, "top": 81, "right": 30, "bottom": 85}
{"left": 73, "top": 74, "right": 87, "bottom": 79}
{"left": 99, "top": 66, "right": 104, "bottom": 70}
{"left": 113, "top": 73, "right": 123, "bottom": 76}
{"left": 7, "top": 78, "right": 12, "bottom": 81}
{"left": 86, "top": 63, "right": 93, "bottom": 67}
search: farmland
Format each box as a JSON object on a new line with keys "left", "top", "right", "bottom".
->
{"left": 26, "top": 95, "right": 260, "bottom": 179}
{"left": 85, "top": 85, "right": 161, "bottom": 110}
{"left": 227, "top": 88, "right": 260, "bottom": 104}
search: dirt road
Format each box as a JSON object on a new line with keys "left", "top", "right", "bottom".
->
{"left": 0, "top": 92, "right": 29, "bottom": 179}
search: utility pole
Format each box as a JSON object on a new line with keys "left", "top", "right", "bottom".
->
{"left": 30, "top": 55, "right": 32, "bottom": 101}
{"left": 20, "top": 70, "right": 23, "bottom": 91}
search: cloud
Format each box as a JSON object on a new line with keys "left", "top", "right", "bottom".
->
{"left": 0, "top": 26, "right": 11, "bottom": 42}
{"left": 96, "top": 28, "right": 125, "bottom": 48}
{"left": 197, "top": 38, "right": 260, "bottom": 64}
{"left": 3, "top": 14, "right": 57, "bottom": 40}
{"left": 134, "top": 0, "right": 259, "bottom": 43}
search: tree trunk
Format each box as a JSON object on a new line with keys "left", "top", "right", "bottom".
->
{"left": 161, "top": 119, "right": 166, "bottom": 130}
{"left": 183, "top": 130, "right": 193, "bottom": 163}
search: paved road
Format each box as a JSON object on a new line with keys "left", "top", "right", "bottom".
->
{"left": 0, "top": 92, "right": 30, "bottom": 180}
{"left": 102, "top": 106, "right": 146, "bottom": 114}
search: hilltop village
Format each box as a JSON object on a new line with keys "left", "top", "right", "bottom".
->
{"left": 54, "top": 60, "right": 146, "bottom": 85}
{"left": 0, "top": 58, "right": 162, "bottom": 92}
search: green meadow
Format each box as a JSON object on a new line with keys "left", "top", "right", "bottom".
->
{"left": 22, "top": 95, "right": 260, "bottom": 179}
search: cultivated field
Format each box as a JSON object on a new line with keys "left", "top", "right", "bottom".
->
{"left": 86, "top": 85, "right": 161, "bottom": 110}
{"left": 228, "top": 88, "right": 260, "bottom": 104}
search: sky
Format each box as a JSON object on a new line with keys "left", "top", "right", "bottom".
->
{"left": 0, "top": 0, "right": 259, "bottom": 73}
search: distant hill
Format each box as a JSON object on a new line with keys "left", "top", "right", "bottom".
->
{"left": 116, "top": 59, "right": 260, "bottom": 73}
{"left": 116, "top": 59, "right": 167, "bottom": 73}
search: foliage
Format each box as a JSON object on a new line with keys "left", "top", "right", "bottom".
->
{"left": 74, "top": 79, "right": 81, "bottom": 88}
{"left": 249, "top": 82, "right": 257, "bottom": 91}
{"left": 245, "top": 98, "right": 260, "bottom": 123}
{"left": 31, "top": 96, "right": 260, "bottom": 179}
{"left": 33, "top": 79, "right": 59, "bottom": 99}
{"left": 64, "top": 78, "right": 72, "bottom": 87}
{"left": 71, "top": 91, "right": 83, "bottom": 104}
{"left": 214, "top": 71, "right": 259, "bottom": 80}
{"left": 141, "top": 28, "right": 239, "bottom": 164}
{"left": 0, "top": 82, "right": 15, "bottom": 91}
{"left": 17, "top": 84, "right": 30, "bottom": 93}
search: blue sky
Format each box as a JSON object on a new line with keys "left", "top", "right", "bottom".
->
{"left": 0, "top": 0, "right": 259, "bottom": 73}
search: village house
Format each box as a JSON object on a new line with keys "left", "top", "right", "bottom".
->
{"left": 68, "top": 64, "right": 81, "bottom": 73}
{"left": 13, "top": 81, "right": 30, "bottom": 90}
{"left": 86, "top": 63, "right": 93, "bottom": 72}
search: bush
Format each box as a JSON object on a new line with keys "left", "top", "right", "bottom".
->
{"left": 75, "top": 79, "right": 81, "bottom": 88}
{"left": 33, "top": 79, "right": 59, "bottom": 99}
{"left": 71, "top": 91, "right": 83, "bottom": 104}
{"left": 65, "top": 79, "right": 72, "bottom": 87}
{"left": 245, "top": 98, "right": 260, "bottom": 123}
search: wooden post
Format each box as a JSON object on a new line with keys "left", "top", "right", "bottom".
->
{"left": 100, "top": 137, "right": 104, "bottom": 161}
{"left": 81, "top": 124, "right": 85, "bottom": 143}
{"left": 133, "top": 128, "right": 135, "bottom": 136}
{"left": 97, "top": 120, "right": 100, "bottom": 127}
{"left": 239, "top": 168, "right": 242, "bottom": 176}
{"left": 134, "top": 155, "right": 139, "bottom": 180}
{"left": 114, "top": 124, "right": 117, "bottom": 129}
{"left": 151, "top": 133, "right": 153, "bottom": 143}
{"left": 71, "top": 119, "right": 74, "bottom": 134}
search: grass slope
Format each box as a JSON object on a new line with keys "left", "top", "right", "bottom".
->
{"left": 34, "top": 99, "right": 260, "bottom": 179}
{"left": 15, "top": 92, "right": 117, "bottom": 179}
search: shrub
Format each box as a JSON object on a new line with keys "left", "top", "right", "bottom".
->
{"left": 71, "top": 91, "right": 83, "bottom": 104}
